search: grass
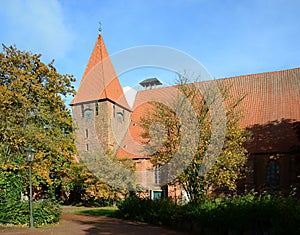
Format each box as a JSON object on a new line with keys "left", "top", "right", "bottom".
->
{"left": 72, "top": 206, "right": 118, "bottom": 217}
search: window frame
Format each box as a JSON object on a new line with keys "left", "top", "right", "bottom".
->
{"left": 266, "top": 159, "right": 280, "bottom": 189}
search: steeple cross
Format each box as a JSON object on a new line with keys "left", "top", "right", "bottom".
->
{"left": 98, "top": 21, "right": 102, "bottom": 35}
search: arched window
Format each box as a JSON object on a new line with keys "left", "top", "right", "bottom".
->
{"left": 84, "top": 108, "right": 93, "bottom": 119}
{"left": 266, "top": 160, "right": 280, "bottom": 189}
{"left": 117, "top": 112, "right": 124, "bottom": 123}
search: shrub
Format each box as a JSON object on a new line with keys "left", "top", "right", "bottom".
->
{"left": 33, "top": 199, "right": 62, "bottom": 226}
{"left": 0, "top": 199, "right": 62, "bottom": 227}
{"left": 0, "top": 167, "right": 62, "bottom": 227}
{"left": 117, "top": 194, "right": 300, "bottom": 235}
{"left": 116, "top": 195, "right": 182, "bottom": 226}
{"left": 186, "top": 194, "right": 300, "bottom": 234}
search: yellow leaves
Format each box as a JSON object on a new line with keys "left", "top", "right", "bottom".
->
{"left": 0, "top": 162, "right": 21, "bottom": 171}
{"left": 140, "top": 78, "right": 249, "bottom": 199}
{"left": 33, "top": 156, "right": 53, "bottom": 185}
{"left": 0, "top": 44, "right": 77, "bottom": 197}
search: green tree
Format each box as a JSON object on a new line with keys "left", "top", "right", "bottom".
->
{"left": 79, "top": 149, "right": 136, "bottom": 198}
{"left": 0, "top": 44, "right": 78, "bottom": 200}
{"left": 65, "top": 160, "right": 130, "bottom": 206}
{"left": 141, "top": 76, "right": 249, "bottom": 203}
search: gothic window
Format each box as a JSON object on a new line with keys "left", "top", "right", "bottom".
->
{"left": 266, "top": 160, "right": 280, "bottom": 189}
{"left": 85, "top": 129, "right": 88, "bottom": 139}
{"left": 117, "top": 112, "right": 124, "bottom": 123}
{"left": 84, "top": 108, "right": 93, "bottom": 119}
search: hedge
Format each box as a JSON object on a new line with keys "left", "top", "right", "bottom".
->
{"left": 116, "top": 194, "right": 300, "bottom": 235}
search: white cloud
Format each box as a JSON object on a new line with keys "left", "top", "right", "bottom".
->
{"left": 0, "top": 0, "right": 73, "bottom": 59}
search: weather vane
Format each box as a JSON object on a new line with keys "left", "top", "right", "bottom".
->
{"left": 98, "top": 21, "right": 102, "bottom": 35}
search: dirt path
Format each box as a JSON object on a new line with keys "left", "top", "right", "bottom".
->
{"left": 0, "top": 207, "right": 190, "bottom": 235}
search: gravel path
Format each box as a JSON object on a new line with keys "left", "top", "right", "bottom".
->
{"left": 0, "top": 207, "right": 190, "bottom": 235}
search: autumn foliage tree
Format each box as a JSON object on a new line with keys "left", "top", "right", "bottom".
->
{"left": 0, "top": 44, "right": 81, "bottom": 201}
{"left": 142, "top": 77, "right": 249, "bottom": 203}
{"left": 0, "top": 45, "right": 130, "bottom": 208}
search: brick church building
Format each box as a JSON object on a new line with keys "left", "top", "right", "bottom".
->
{"left": 70, "top": 33, "right": 300, "bottom": 200}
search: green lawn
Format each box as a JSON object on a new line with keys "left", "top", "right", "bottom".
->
{"left": 72, "top": 206, "right": 118, "bottom": 217}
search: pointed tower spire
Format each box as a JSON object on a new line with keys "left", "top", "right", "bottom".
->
{"left": 70, "top": 30, "right": 130, "bottom": 110}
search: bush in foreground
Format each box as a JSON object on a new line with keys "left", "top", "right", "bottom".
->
{"left": 117, "top": 194, "right": 300, "bottom": 235}
{"left": 0, "top": 199, "right": 61, "bottom": 227}
{"left": 116, "top": 195, "right": 182, "bottom": 226}
{"left": 0, "top": 167, "right": 62, "bottom": 227}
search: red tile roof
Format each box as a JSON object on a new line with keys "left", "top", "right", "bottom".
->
{"left": 70, "top": 34, "right": 130, "bottom": 110}
{"left": 218, "top": 68, "right": 300, "bottom": 128}
{"left": 117, "top": 67, "right": 300, "bottom": 158}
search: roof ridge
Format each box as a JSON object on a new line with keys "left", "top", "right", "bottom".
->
{"left": 219, "top": 67, "right": 300, "bottom": 81}
{"left": 133, "top": 67, "right": 300, "bottom": 94}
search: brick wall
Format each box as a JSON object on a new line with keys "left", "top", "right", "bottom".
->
{"left": 72, "top": 99, "right": 131, "bottom": 155}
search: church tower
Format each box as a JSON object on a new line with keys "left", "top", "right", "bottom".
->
{"left": 70, "top": 31, "right": 131, "bottom": 156}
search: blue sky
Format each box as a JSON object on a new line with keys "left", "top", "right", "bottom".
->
{"left": 1, "top": 0, "right": 300, "bottom": 103}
